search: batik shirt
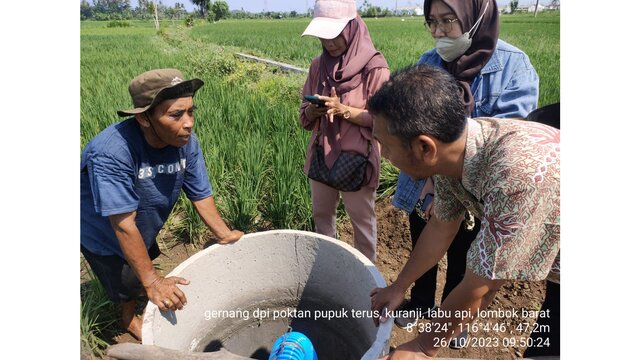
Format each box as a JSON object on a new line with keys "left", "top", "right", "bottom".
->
{"left": 432, "top": 118, "right": 560, "bottom": 283}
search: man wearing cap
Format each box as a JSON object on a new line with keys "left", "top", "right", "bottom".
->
{"left": 81, "top": 68, "right": 243, "bottom": 340}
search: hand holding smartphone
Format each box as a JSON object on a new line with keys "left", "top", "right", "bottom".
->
{"left": 304, "top": 95, "right": 326, "bottom": 107}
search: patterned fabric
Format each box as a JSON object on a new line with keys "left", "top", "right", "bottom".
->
{"left": 432, "top": 118, "right": 560, "bottom": 282}
{"left": 307, "top": 141, "right": 370, "bottom": 192}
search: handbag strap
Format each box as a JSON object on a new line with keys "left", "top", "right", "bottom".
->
{"left": 313, "top": 117, "right": 322, "bottom": 145}
{"left": 314, "top": 118, "right": 373, "bottom": 159}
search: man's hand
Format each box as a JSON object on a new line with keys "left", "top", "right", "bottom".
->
{"left": 109, "top": 211, "right": 191, "bottom": 313}
{"left": 217, "top": 229, "right": 244, "bottom": 245}
{"left": 378, "top": 340, "right": 435, "bottom": 360}
{"left": 145, "top": 276, "right": 190, "bottom": 312}
{"left": 191, "top": 197, "right": 243, "bottom": 245}
{"left": 370, "top": 283, "right": 405, "bottom": 326}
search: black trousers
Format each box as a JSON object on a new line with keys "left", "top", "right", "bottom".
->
{"left": 408, "top": 210, "right": 479, "bottom": 308}
{"left": 81, "top": 242, "right": 161, "bottom": 303}
{"left": 523, "top": 280, "right": 560, "bottom": 357}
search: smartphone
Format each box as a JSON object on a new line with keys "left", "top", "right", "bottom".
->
{"left": 304, "top": 95, "right": 326, "bottom": 107}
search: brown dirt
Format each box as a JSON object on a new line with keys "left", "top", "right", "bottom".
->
{"left": 91, "top": 197, "right": 547, "bottom": 360}
{"left": 338, "top": 197, "right": 547, "bottom": 360}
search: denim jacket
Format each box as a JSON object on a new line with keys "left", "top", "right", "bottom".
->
{"left": 392, "top": 39, "right": 539, "bottom": 214}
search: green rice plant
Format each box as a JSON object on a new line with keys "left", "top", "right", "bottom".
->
{"left": 82, "top": 13, "right": 559, "bottom": 252}
{"left": 80, "top": 262, "right": 119, "bottom": 358}
{"left": 227, "top": 133, "right": 268, "bottom": 230}
{"left": 292, "top": 128, "right": 314, "bottom": 231}
{"left": 81, "top": 23, "right": 191, "bottom": 148}
{"left": 185, "top": 15, "right": 195, "bottom": 27}
{"left": 254, "top": 72, "right": 307, "bottom": 109}
{"left": 500, "top": 12, "right": 560, "bottom": 107}
{"left": 172, "top": 193, "right": 208, "bottom": 246}
{"left": 190, "top": 13, "right": 560, "bottom": 106}
{"left": 107, "top": 20, "right": 131, "bottom": 28}
{"left": 265, "top": 130, "right": 306, "bottom": 229}
{"left": 377, "top": 158, "right": 400, "bottom": 199}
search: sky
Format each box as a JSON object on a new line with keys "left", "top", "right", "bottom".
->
{"left": 175, "top": 0, "right": 546, "bottom": 13}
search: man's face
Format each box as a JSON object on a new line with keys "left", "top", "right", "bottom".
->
{"left": 373, "top": 114, "right": 431, "bottom": 181}
{"left": 146, "top": 97, "right": 195, "bottom": 148}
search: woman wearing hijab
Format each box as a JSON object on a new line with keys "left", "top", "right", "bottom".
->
{"left": 391, "top": 0, "right": 540, "bottom": 349}
{"left": 299, "top": 0, "right": 390, "bottom": 263}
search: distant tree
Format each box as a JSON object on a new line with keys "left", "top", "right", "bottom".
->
{"left": 510, "top": 0, "right": 519, "bottom": 13}
{"left": 359, "top": 0, "right": 371, "bottom": 13}
{"left": 290, "top": 10, "right": 298, "bottom": 17}
{"left": 230, "top": 8, "right": 249, "bottom": 19}
{"left": 89, "top": 0, "right": 132, "bottom": 20}
{"left": 380, "top": 8, "right": 392, "bottom": 17}
{"left": 147, "top": 0, "right": 159, "bottom": 29}
{"left": 146, "top": 1, "right": 155, "bottom": 14}
{"left": 80, "top": 0, "right": 93, "bottom": 20}
{"left": 364, "top": 6, "right": 382, "bottom": 17}
{"left": 94, "top": 0, "right": 131, "bottom": 14}
{"left": 359, "top": 0, "right": 389, "bottom": 18}
{"left": 191, "top": 0, "right": 210, "bottom": 18}
{"left": 208, "top": 1, "right": 229, "bottom": 21}
{"left": 165, "top": 3, "right": 186, "bottom": 19}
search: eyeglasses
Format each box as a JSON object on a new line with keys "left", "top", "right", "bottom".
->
{"left": 424, "top": 18, "right": 459, "bottom": 34}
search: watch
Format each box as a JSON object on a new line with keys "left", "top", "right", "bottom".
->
{"left": 342, "top": 107, "right": 351, "bottom": 120}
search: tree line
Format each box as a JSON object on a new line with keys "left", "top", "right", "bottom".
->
{"left": 80, "top": 0, "right": 420, "bottom": 22}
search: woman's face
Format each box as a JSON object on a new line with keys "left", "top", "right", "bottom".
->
{"left": 427, "top": 0, "right": 463, "bottom": 39}
{"left": 320, "top": 35, "right": 347, "bottom": 57}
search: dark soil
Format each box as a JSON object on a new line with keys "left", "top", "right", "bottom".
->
{"left": 87, "top": 197, "right": 547, "bottom": 360}
{"left": 337, "top": 197, "right": 547, "bottom": 360}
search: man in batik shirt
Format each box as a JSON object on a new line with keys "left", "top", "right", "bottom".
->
{"left": 368, "top": 64, "right": 559, "bottom": 359}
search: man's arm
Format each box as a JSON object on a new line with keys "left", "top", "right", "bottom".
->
{"left": 381, "top": 270, "right": 505, "bottom": 359}
{"left": 370, "top": 213, "right": 463, "bottom": 324}
{"left": 191, "top": 196, "right": 243, "bottom": 244}
{"left": 109, "top": 212, "right": 190, "bottom": 311}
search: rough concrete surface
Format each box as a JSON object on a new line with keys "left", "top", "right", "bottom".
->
{"left": 142, "top": 230, "right": 393, "bottom": 360}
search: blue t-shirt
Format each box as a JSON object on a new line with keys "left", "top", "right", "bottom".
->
{"left": 80, "top": 118, "right": 213, "bottom": 257}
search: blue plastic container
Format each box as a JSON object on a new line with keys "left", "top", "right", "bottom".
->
{"left": 269, "top": 331, "right": 318, "bottom": 360}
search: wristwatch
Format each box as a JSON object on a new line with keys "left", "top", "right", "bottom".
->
{"left": 342, "top": 106, "right": 351, "bottom": 120}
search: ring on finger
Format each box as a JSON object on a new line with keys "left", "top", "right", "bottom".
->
{"left": 163, "top": 299, "right": 173, "bottom": 307}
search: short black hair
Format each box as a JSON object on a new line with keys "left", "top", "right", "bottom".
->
{"left": 368, "top": 64, "right": 466, "bottom": 146}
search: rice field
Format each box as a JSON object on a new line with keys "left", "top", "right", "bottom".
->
{"left": 191, "top": 12, "right": 560, "bottom": 106}
{"left": 82, "top": 12, "right": 560, "bottom": 237}
{"left": 82, "top": 20, "right": 314, "bottom": 236}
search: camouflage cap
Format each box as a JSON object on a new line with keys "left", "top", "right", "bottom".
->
{"left": 117, "top": 68, "right": 204, "bottom": 117}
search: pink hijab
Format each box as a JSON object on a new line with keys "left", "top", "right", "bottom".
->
{"left": 317, "top": 16, "right": 388, "bottom": 167}
{"left": 318, "top": 16, "right": 388, "bottom": 95}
